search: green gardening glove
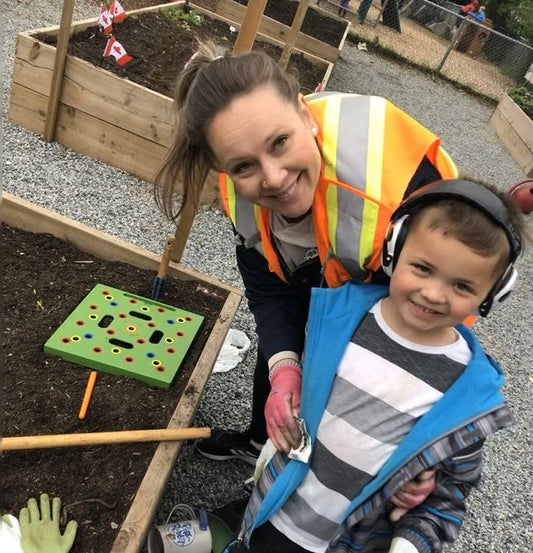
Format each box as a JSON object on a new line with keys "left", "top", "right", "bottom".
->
{"left": 19, "top": 494, "right": 77, "bottom": 553}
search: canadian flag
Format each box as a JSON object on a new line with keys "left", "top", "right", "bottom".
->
{"left": 103, "top": 36, "right": 133, "bottom": 66}
{"left": 98, "top": 6, "right": 113, "bottom": 35}
{"left": 110, "top": 0, "right": 127, "bottom": 23}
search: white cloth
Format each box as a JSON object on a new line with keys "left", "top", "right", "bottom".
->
{"left": 389, "top": 536, "right": 419, "bottom": 553}
{"left": 213, "top": 329, "right": 251, "bottom": 373}
{"left": 254, "top": 439, "right": 278, "bottom": 484}
{"left": 0, "top": 515, "right": 23, "bottom": 553}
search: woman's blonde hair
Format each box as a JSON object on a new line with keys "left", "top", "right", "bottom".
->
{"left": 154, "top": 41, "right": 301, "bottom": 221}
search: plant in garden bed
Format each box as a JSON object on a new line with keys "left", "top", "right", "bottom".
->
{"left": 508, "top": 83, "right": 533, "bottom": 120}
{"left": 164, "top": 4, "right": 204, "bottom": 30}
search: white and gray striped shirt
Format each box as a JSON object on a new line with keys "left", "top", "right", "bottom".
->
{"left": 271, "top": 300, "right": 471, "bottom": 552}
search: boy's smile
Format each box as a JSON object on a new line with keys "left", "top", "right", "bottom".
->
{"left": 381, "top": 219, "right": 502, "bottom": 345}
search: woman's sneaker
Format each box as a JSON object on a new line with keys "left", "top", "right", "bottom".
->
{"left": 195, "top": 428, "right": 263, "bottom": 466}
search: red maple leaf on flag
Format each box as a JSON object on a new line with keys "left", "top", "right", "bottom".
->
{"left": 98, "top": 6, "right": 113, "bottom": 35}
{"left": 103, "top": 36, "right": 133, "bottom": 66}
{"left": 110, "top": 0, "right": 127, "bottom": 23}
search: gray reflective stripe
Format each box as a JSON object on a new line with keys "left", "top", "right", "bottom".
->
{"left": 335, "top": 184, "right": 367, "bottom": 280}
{"left": 332, "top": 96, "right": 374, "bottom": 280}
{"left": 336, "top": 95, "right": 371, "bottom": 188}
{"left": 233, "top": 188, "right": 263, "bottom": 252}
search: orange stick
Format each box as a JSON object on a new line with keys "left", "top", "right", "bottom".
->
{"left": 78, "top": 371, "right": 98, "bottom": 419}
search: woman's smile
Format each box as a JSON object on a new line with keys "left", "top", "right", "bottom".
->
{"left": 268, "top": 179, "right": 298, "bottom": 201}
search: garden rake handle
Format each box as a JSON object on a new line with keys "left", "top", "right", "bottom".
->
{"left": 1, "top": 427, "right": 211, "bottom": 451}
{"left": 151, "top": 197, "right": 199, "bottom": 299}
{"left": 150, "top": 233, "right": 174, "bottom": 299}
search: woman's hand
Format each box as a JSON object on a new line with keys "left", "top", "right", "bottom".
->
{"left": 389, "top": 470, "right": 437, "bottom": 522}
{"left": 264, "top": 362, "right": 303, "bottom": 453}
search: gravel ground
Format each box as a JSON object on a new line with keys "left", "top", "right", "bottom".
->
{"left": 2, "top": 2, "right": 532, "bottom": 552}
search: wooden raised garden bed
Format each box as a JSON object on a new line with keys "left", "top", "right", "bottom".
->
{"left": 1, "top": 192, "right": 242, "bottom": 553}
{"left": 214, "top": 0, "right": 350, "bottom": 63}
{"left": 490, "top": 94, "right": 533, "bottom": 177}
{"left": 8, "top": 1, "right": 345, "bottom": 207}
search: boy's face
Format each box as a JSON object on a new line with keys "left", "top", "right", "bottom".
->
{"left": 382, "top": 218, "right": 502, "bottom": 345}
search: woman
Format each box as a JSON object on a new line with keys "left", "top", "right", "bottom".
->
{"left": 154, "top": 40, "right": 458, "bottom": 513}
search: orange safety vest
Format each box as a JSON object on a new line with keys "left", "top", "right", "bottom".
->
{"left": 219, "top": 92, "right": 458, "bottom": 287}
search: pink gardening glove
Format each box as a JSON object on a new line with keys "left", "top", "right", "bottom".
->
{"left": 265, "top": 362, "right": 303, "bottom": 453}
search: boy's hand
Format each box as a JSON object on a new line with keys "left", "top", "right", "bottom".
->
{"left": 389, "top": 470, "right": 436, "bottom": 522}
{"left": 265, "top": 362, "right": 302, "bottom": 452}
{"left": 19, "top": 494, "right": 77, "bottom": 553}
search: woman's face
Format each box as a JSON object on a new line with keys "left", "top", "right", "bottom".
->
{"left": 206, "top": 84, "right": 322, "bottom": 219}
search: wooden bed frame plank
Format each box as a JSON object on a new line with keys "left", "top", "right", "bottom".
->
{"left": 215, "top": 0, "right": 347, "bottom": 62}
{"left": 110, "top": 291, "right": 242, "bottom": 553}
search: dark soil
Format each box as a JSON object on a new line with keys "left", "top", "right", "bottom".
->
{"left": 1, "top": 224, "right": 227, "bottom": 553}
{"left": 231, "top": 0, "right": 347, "bottom": 44}
{"left": 122, "top": 0, "right": 347, "bottom": 45}
{"left": 35, "top": 0, "right": 347, "bottom": 97}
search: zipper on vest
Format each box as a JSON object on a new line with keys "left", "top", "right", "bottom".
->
{"left": 270, "top": 231, "right": 293, "bottom": 283}
{"left": 224, "top": 537, "right": 243, "bottom": 552}
{"left": 319, "top": 248, "right": 336, "bottom": 287}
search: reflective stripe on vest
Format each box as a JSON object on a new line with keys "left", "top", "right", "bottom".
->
{"left": 219, "top": 93, "right": 458, "bottom": 286}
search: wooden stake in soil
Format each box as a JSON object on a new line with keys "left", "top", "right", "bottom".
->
{"left": 43, "top": 0, "right": 75, "bottom": 141}
{"left": 233, "top": 0, "right": 268, "bottom": 54}
{"left": 1, "top": 427, "right": 212, "bottom": 451}
{"left": 151, "top": 181, "right": 203, "bottom": 300}
{"left": 279, "top": 0, "right": 311, "bottom": 71}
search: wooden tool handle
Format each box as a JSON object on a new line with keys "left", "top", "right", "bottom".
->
{"left": 1, "top": 427, "right": 211, "bottom": 451}
{"left": 156, "top": 234, "right": 174, "bottom": 280}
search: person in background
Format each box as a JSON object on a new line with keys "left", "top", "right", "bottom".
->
{"left": 154, "top": 40, "right": 460, "bottom": 515}
{"left": 468, "top": 5, "right": 486, "bottom": 21}
{"left": 223, "top": 178, "right": 528, "bottom": 553}
{"left": 338, "top": 0, "right": 350, "bottom": 18}
{"left": 458, "top": 0, "right": 478, "bottom": 19}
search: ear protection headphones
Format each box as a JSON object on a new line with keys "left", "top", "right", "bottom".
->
{"left": 381, "top": 179, "right": 522, "bottom": 317}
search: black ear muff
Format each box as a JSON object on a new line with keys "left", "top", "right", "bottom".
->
{"left": 475, "top": 265, "right": 518, "bottom": 317}
{"left": 381, "top": 214, "right": 411, "bottom": 277}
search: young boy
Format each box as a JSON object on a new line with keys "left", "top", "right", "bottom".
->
{"left": 225, "top": 178, "right": 526, "bottom": 553}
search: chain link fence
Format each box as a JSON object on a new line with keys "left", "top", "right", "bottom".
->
{"left": 317, "top": 0, "right": 533, "bottom": 101}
